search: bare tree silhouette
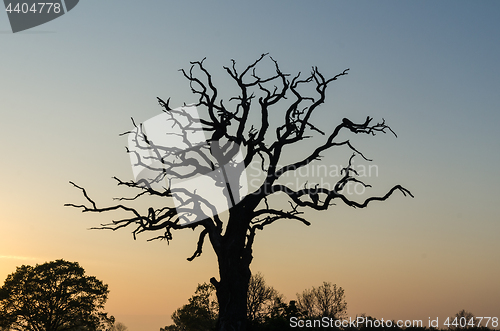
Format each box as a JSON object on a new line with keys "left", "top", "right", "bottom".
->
{"left": 246, "top": 272, "right": 283, "bottom": 325}
{"left": 66, "top": 54, "right": 412, "bottom": 331}
{"left": 296, "top": 281, "right": 347, "bottom": 320}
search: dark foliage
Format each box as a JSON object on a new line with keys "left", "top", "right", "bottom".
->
{"left": 0, "top": 260, "right": 111, "bottom": 331}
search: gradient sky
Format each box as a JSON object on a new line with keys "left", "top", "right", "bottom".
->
{"left": 1, "top": 1, "right": 499, "bottom": 330}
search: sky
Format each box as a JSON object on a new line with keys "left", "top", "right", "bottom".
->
{"left": 1, "top": 1, "right": 499, "bottom": 330}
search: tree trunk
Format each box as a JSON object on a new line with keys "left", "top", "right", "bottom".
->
{"left": 214, "top": 254, "right": 251, "bottom": 331}
{"left": 212, "top": 206, "right": 253, "bottom": 331}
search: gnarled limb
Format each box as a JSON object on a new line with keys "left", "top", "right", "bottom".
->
{"left": 65, "top": 181, "right": 222, "bottom": 259}
{"left": 269, "top": 182, "right": 413, "bottom": 211}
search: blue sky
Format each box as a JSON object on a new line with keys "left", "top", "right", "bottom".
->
{"left": 1, "top": 1, "right": 499, "bottom": 330}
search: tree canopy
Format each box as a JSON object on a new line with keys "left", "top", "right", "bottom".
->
{"left": 0, "top": 259, "right": 110, "bottom": 331}
{"left": 296, "top": 281, "right": 347, "bottom": 319}
{"left": 246, "top": 272, "right": 283, "bottom": 325}
{"left": 170, "top": 283, "right": 218, "bottom": 331}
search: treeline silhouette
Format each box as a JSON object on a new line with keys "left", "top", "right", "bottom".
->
{"left": 1, "top": 261, "right": 494, "bottom": 331}
{"left": 161, "top": 274, "right": 498, "bottom": 331}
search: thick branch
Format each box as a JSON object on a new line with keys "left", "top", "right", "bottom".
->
{"left": 270, "top": 183, "right": 413, "bottom": 211}
{"left": 65, "top": 181, "right": 222, "bottom": 259}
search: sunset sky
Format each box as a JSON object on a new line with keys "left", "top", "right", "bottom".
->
{"left": 1, "top": 1, "right": 499, "bottom": 330}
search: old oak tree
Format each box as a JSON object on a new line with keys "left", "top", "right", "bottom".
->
{"left": 67, "top": 54, "right": 412, "bottom": 331}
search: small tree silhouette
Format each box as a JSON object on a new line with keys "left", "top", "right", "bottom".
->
{"left": 296, "top": 281, "right": 347, "bottom": 319}
{"left": 0, "top": 260, "right": 110, "bottom": 331}
{"left": 67, "top": 54, "right": 412, "bottom": 331}
{"left": 448, "top": 310, "right": 476, "bottom": 330}
{"left": 170, "top": 283, "right": 218, "bottom": 331}
{"left": 246, "top": 272, "right": 283, "bottom": 325}
{"left": 110, "top": 322, "right": 129, "bottom": 331}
